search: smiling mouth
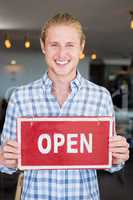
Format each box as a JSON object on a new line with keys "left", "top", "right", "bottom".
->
{"left": 55, "top": 60, "right": 70, "bottom": 66}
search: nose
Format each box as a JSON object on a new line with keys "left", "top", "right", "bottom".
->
{"left": 57, "top": 46, "right": 67, "bottom": 58}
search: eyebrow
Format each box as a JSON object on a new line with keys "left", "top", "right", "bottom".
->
{"left": 48, "top": 41, "right": 77, "bottom": 45}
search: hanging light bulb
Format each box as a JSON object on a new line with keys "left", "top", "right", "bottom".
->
{"left": 130, "top": 19, "right": 133, "bottom": 29}
{"left": 129, "top": 10, "right": 133, "bottom": 30}
{"left": 91, "top": 52, "right": 97, "bottom": 60}
{"left": 4, "top": 34, "right": 12, "bottom": 48}
{"left": 24, "top": 36, "right": 31, "bottom": 48}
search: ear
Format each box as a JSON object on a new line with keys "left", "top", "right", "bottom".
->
{"left": 40, "top": 38, "right": 45, "bottom": 55}
{"left": 79, "top": 40, "right": 85, "bottom": 59}
{"left": 80, "top": 40, "right": 85, "bottom": 52}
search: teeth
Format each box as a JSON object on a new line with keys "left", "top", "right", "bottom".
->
{"left": 56, "top": 60, "right": 69, "bottom": 65}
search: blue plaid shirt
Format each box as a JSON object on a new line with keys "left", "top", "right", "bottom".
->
{"left": 1, "top": 72, "right": 122, "bottom": 200}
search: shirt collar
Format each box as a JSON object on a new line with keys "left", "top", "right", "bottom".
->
{"left": 42, "top": 71, "right": 82, "bottom": 90}
{"left": 42, "top": 72, "right": 52, "bottom": 89}
{"left": 71, "top": 71, "right": 82, "bottom": 89}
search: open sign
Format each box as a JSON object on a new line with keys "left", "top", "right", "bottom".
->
{"left": 17, "top": 117, "right": 113, "bottom": 170}
{"left": 37, "top": 132, "right": 93, "bottom": 154}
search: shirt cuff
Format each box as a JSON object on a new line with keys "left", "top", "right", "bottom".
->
{"left": 0, "top": 165, "right": 17, "bottom": 174}
{"left": 106, "top": 162, "right": 124, "bottom": 173}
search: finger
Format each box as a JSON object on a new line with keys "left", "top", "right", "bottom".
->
{"left": 109, "top": 139, "right": 129, "bottom": 148}
{"left": 109, "top": 142, "right": 128, "bottom": 148}
{"left": 112, "top": 152, "right": 129, "bottom": 160}
{"left": 3, "top": 145, "right": 18, "bottom": 154}
{"left": 110, "top": 147, "right": 129, "bottom": 154}
{"left": 6, "top": 140, "right": 18, "bottom": 148}
{"left": 3, "top": 152, "right": 18, "bottom": 160}
{"left": 109, "top": 136, "right": 127, "bottom": 143}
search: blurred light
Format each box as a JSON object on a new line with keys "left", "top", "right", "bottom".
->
{"left": 6, "top": 60, "right": 22, "bottom": 75}
{"left": 130, "top": 19, "right": 133, "bottom": 29}
{"left": 80, "top": 52, "right": 85, "bottom": 60}
{"left": 129, "top": 10, "right": 133, "bottom": 30}
{"left": 91, "top": 53, "right": 97, "bottom": 60}
{"left": 4, "top": 39, "right": 12, "bottom": 48}
{"left": 11, "top": 60, "right": 16, "bottom": 65}
{"left": 24, "top": 37, "right": 31, "bottom": 48}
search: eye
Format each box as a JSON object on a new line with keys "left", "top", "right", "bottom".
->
{"left": 50, "top": 42, "right": 58, "bottom": 47}
{"left": 66, "top": 43, "right": 74, "bottom": 47}
{"left": 51, "top": 43, "right": 57, "bottom": 47}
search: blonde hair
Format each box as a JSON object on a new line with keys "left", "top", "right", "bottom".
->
{"left": 41, "top": 13, "right": 86, "bottom": 45}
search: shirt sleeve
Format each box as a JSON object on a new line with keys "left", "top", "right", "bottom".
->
{"left": 100, "top": 88, "right": 124, "bottom": 173}
{"left": 0, "top": 90, "right": 21, "bottom": 174}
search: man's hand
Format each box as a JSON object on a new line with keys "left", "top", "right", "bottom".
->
{"left": 109, "top": 135, "right": 129, "bottom": 165}
{"left": 0, "top": 140, "right": 19, "bottom": 169}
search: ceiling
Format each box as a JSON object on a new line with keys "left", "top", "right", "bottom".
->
{"left": 0, "top": 0, "right": 133, "bottom": 59}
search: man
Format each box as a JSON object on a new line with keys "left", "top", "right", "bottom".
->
{"left": 0, "top": 13, "right": 129, "bottom": 200}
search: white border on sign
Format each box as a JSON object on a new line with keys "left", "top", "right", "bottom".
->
{"left": 17, "top": 117, "right": 113, "bottom": 170}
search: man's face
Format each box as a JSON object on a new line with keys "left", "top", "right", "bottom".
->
{"left": 41, "top": 24, "right": 85, "bottom": 80}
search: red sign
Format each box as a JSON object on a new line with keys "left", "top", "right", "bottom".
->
{"left": 17, "top": 117, "right": 113, "bottom": 170}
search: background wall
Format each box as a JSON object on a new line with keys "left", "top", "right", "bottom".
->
{"left": 0, "top": 50, "right": 89, "bottom": 99}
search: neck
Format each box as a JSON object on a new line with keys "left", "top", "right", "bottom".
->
{"left": 48, "top": 70, "right": 77, "bottom": 106}
{"left": 52, "top": 80, "right": 70, "bottom": 94}
{"left": 52, "top": 82, "right": 71, "bottom": 107}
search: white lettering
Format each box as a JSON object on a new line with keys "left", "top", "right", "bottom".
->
{"left": 37, "top": 133, "right": 93, "bottom": 154}
{"left": 67, "top": 134, "right": 78, "bottom": 153}
{"left": 80, "top": 133, "right": 93, "bottom": 153}
{"left": 54, "top": 134, "right": 65, "bottom": 153}
{"left": 38, "top": 134, "right": 51, "bottom": 154}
